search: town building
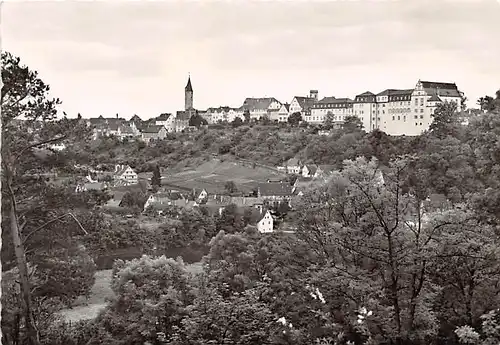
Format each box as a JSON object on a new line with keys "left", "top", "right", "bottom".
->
{"left": 289, "top": 92, "right": 317, "bottom": 117}
{"left": 113, "top": 165, "right": 138, "bottom": 185}
{"left": 305, "top": 80, "right": 463, "bottom": 136}
{"left": 174, "top": 110, "right": 192, "bottom": 132}
{"left": 375, "top": 89, "right": 414, "bottom": 135}
{"left": 271, "top": 103, "right": 290, "bottom": 122}
{"left": 308, "top": 97, "right": 354, "bottom": 125}
{"left": 247, "top": 207, "right": 274, "bottom": 233}
{"left": 206, "top": 106, "right": 245, "bottom": 124}
{"left": 241, "top": 97, "right": 282, "bottom": 121}
{"left": 406, "top": 80, "right": 463, "bottom": 136}
{"left": 353, "top": 91, "right": 378, "bottom": 131}
{"left": 141, "top": 125, "right": 168, "bottom": 142}
{"left": 155, "top": 113, "right": 175, "bottom": 132}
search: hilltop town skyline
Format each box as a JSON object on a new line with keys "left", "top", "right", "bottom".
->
{"left": 3, "top": 1, "right": 499, "bottom": 119}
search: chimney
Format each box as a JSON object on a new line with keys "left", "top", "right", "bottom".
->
{"left": 116, "top": 113, "right": 119, "bottom": 119}
{"left": 310, "top": 90, "right": 318, "bottom": 101}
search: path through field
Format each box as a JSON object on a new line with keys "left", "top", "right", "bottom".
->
{"left": 58, "top": 262, "right": 203, "bottom": 322}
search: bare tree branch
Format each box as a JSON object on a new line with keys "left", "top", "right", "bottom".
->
{"left": 23, "top": 212, "right": 88, "bottom": 245}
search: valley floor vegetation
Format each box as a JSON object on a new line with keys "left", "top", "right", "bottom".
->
{"left": 2, "top": 51, "right": 500, "bottom": 345}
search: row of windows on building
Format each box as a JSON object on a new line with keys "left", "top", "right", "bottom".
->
{"left": 313, "top": 103, "right": 353, "bottom": 109}
{"left": 306, "top": 115, "right": 347, "bottom": 122}
{"left": 392, "top": 114, "right": 425, "bottom": 121}
{"left": 314, "top": 97, "right": 458, "bottom": 111}
{"left": 312, "top": 108, "right": 354, "bottom": 113}
{"left": 353, "top": 101, "right": 429, "bottom": 109}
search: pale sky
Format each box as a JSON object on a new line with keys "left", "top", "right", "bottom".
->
{"left": 2, "top": 1, "right": 500, "bottom": 119}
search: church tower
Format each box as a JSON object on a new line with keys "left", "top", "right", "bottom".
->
{"left": 185, "top": 75, "right": 193, "bottom": 110}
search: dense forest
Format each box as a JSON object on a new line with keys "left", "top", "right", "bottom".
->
{"left": 2, "top": 51, "right": 500, "bottom": 345}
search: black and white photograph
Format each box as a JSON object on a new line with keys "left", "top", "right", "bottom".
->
{"left": 1, "top": 1, "right": 500, "bottom": 344}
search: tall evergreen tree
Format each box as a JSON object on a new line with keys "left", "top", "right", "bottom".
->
{"left": 151, "top": 164, "right": 161, "bottom": 188}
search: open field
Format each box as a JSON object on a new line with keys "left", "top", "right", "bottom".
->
{"left": 58, "top": 262, "right": 204, "bottom": 322}
{"left": 161, "top": 159, "right": 286, "bottom": 194}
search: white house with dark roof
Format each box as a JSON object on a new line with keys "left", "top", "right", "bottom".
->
{"left": 155, "top": 113, "right": 175, "bottom": 132}
{"left": 246, "top": 207, "right": 274, "bottom": 233}
{"left": 113, "top": 165, "right": 138, "bottom": 185}
{"left": 242, "top": 97, "right": 282, "bottom": 120}
{"left": 141, "top": 125, "right": 167, "bottom": 142}
{"left": 271, "top": 103, "right": 290, "bottom": 122}
{"left": 289, "top": 95, "right": 316, "bottom": 117}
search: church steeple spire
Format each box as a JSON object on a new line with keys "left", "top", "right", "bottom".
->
{"left": 185, "top": 74, "right": 193, "bottom": 92}
{"left": 184, "top": 74, "right": 194, "bottom": 110}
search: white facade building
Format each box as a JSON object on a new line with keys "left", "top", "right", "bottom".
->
{"left": 242, "top": 97, "right": 282, "bottom": 120}
{"left": 308, "top": 97, "right": 354, "bottom": 124}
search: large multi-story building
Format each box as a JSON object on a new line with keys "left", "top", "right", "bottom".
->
{"left": 309, "top": 97, "right": 354, "bottom": 125}
{"left": 375, "top": 89, "right": 414, "bottom": 135}
{"left": 353, "top": 91, "right": 377, "bottom": 131}
{"left": 305, "top": 80, "right": 463, "bottom": 136}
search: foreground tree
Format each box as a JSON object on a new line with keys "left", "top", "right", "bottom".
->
{"left": 324, "top": 111, "right": 335, "bottom": 130}
{"left": 1, "top": 51, "right": 90, "bottom": 345}
{"left": 288, "top": 112, "right": 302, "bottom": 127}
{"left": 428, "top": 101, "right": 460, "bottom": 138}
{"left": 293, "top": 157, "right": 499, "bottom": 344}
{"left": 90, "top": 256, "right": 196, "bottom": 344}
{"left": 342, "top": 115, "right": 364, "bottom": 133}
{"left": 188, "top": 113, "right": 208, "bottom": 127}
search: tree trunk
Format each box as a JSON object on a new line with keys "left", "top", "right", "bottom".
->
{"left": 8, "top": 182, "right": 40, "bottom": 345}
